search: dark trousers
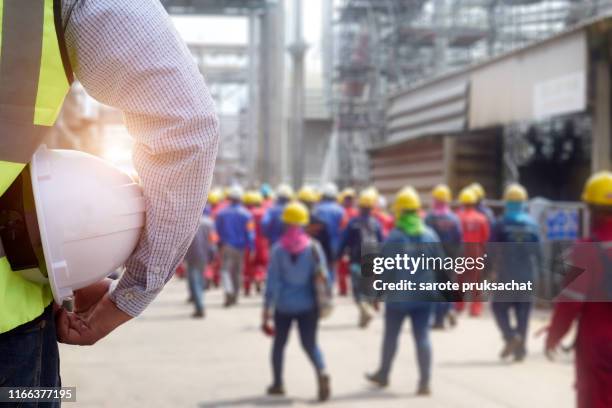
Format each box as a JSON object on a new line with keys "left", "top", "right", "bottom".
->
{"left": 271, "top": 308, "right": 325, "bottom": 387}
{"left": 491, "top": 302, "right": 532, "bottom": 355}
{"left": 0, "top": 304, "right": 60, "bottom": 408}
{"left": 434, "top": 302, "right": 452, "bottom": 326}
{"left": 379, "top": 304, "right": 433, "bottom": 388}
{"left": 187, "top": 264, "right": 205, "bottom": 313}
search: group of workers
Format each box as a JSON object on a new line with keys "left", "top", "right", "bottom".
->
{"left": 181, "top": 172, "right": 612, "bottom": 407}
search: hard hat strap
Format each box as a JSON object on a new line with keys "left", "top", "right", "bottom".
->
{"left": 0, "top": 169, "right": 42, "bottom": 273}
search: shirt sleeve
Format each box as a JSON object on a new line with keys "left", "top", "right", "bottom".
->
{"left": 62, "top": 0, "right": 220, "bottom": 316}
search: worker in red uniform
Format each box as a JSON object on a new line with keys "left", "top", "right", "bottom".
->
{"left": 337, "top": 188, "right": 359, "bottom": 296}
{"left": 207, "top": 188, "right": 224, "bottom": 215}
{"left": 545, "top": 171, "right": 612, "bottom": 408}
{"left": 455, "top": 187, "right": 490, "bottom": 317}
{"left": 340, "top": 188, "right": 359, "bottom": 226}
{"left": 242, "top": 191, "right": 269, "bottom": 296}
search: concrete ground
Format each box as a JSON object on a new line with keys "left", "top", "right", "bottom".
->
{"left": 60, "top": 279, "right": 576, "bottom": 408}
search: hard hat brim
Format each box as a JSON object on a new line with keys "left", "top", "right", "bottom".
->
{"left": 30, "top": 145, "right": 68, "bottom": 305}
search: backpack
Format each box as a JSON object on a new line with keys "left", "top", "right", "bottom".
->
{"left": 358, "top": 217, "right": 380, "bottom": 247}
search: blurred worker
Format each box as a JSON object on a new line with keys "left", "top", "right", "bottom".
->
{"left": 215, "top": 185, "right": 255, "bottom": 307}
{"left": 337, "top": 187, "right": 358, "bottom": 296}
{"left": 546, "top": 171, "right": 612, "bottom": 408}
{"left": 490, "top": 184, "right": 541, "bottom": 361}
{"left": 314, "top": 183, "right": 345, "bottom": 286}
{"left": 0, "top": 0, "right": 219, "bottom": 392}
{"left": 470, "top": 182, "right": 496, "bottom": 226}
{"left": 263, "top": 202, "right": 332, "bottom": 401}
{"left": 261, "top": 183, "right": 274, "bottom": 209}
{"left": 299, "top": 186, "right": 333, "bottom": 267}
{"left": 367, "top": 187, "right": 442, "bottom": 396}
{"left": 205, "top": 189, "right": 224, "bottom": 287}
{"left": 340, "top": 188, "right": 359, "bottom": 225}
{"left": 425, "top": 184, "right": 462, "bottom": 329}
{"left": 337, "top": 190, "right": 383, "bottom": 327}
{"left": 243, "top": 191, "right": 269, "bottom": 296}
{"left": 184, "top": 208, "right": 217, "bottom": 318}
{"left": 262, "top": 184, "right": 295, "bottom": 245}
{"left": 315, "top": 183, "right": 345, "bottom": 251}
{"left": 373, "top": 195, "right": 395, "bottom": 238}
{"left": 207, "top": 188, "right": 224, "bottom": 217}
{"left": 455, "top": 188, "right": 490, "bottom": 316}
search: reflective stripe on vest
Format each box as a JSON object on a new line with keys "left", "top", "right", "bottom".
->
{"left": 0, "top": 0, "right": 72, "bottom": 334}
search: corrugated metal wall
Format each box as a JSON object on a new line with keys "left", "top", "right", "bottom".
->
{"left": 450, "top": 131, "right": 502, "bottom": 198}
{"left": 385, "top": 76, "right": 469, "bottom": 146}
{"left": 370, "top": 131, "right": 502, "bottom": 204}
{"left": 370, "top": 135, "right": 445, "bottom": 201}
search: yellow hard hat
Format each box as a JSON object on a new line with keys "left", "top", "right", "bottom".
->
{"left": 208, "top": 189, "right": 223, "bottom": 205}
{"left": 582, "top": 171, "right": 612, "bottom": 206}
{"left": 503, "top": 183, "right": 528, "bottom": 202}
{"left": 364, "top": 186, "right": 379, "bottom": 197}
{"left": 281, "top": 201, "right": 310, "bottom": 226}
{"left": 298, "top": 186, "right": 318, "bottom": 203}
{"left": 342, "top": 188, "right": 356, "bottom": 198}
{"left": 458, "top": 188, "right": 478, "bottom": 205}
{"left": 431, "top": 184, "right": 452, "bottom": 203}
{"left": 470, "top": 183, "right": 486, "bottom": 200}
{"left": 339, "top": 187, "right": 356, "bottom": 203}
{"left": 358, "top": 190, "right": 378, "bottom": 209}
{"left": 394, "top": 187, "right": 421, "bottom": 214}
{"left": 243, "top": 190, "right": 263, "bottom": 206}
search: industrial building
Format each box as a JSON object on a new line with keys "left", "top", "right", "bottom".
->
{"left": 329, "top": 0, "right": 612, "bottom": 202}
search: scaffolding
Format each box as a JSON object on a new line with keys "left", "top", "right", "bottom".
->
{"left": 330, "top": 0, "right": 612, "bottom": 186}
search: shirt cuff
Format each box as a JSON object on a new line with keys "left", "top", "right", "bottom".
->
{"left": 109, "top": 281, "right": 162, "bottom": 317}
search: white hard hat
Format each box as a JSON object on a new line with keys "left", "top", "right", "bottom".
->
{"left": 321, "top": 182, "right": 338, "bottom": 198}
{"left": 276, "top": 183, "right": 294, "bottom": 199}
{"left": 227, "top": 184, "right": 244, "bottom": 200}
{"left": 29, "top": 146, "right": 145, "bottom": 304}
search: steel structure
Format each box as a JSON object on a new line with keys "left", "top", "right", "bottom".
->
{"left": 161, "top": 0, "right": 285, "bottom": 185}
{"left": 161, "top": 0, "right": 269, "bottom": 16}
{"left": 330, "top": 0, "right": 612, "bottom": 186}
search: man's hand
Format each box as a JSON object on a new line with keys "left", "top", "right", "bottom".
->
{"left": 56, "top": 290, "right": 132, "bottom": 346}
{"left": 261, "top": 308, "right": 274, "bottom": 337}
{"left": 73, "top": 279, "right": 113, "bottom": 315}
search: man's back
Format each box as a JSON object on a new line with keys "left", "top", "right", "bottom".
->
{"left": 456, "top": 208, "right": 490, "bottom": 243}
{"left": 216, "top": 204, "right": 253, "bottom": 249}
{"left": 314, "top": 200, "right": 345, "bottom": 249}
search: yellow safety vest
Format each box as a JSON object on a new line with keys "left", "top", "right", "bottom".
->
{"left": 0, "top": 0, "right": 73, "bottom": 333}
